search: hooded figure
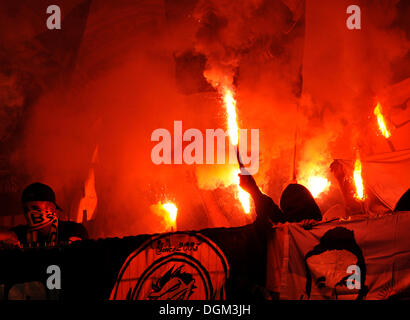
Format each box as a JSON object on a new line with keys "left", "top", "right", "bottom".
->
{"left": 280, "top": 184, "right": 322, "bottom": 222}
{"left": 239, "top": 173, "right": 322, "bottom": 226}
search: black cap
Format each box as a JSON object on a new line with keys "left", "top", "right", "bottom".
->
{"left": 22, "top": 182, "right": 61, "bottom": 210}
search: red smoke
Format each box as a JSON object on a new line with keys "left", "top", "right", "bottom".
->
{"left": 0, "top": 0, "right": 409, "bottom": 237}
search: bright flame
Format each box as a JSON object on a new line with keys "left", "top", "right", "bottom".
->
{"left": 151, "top": 201, "right": 178, "bottom": 231}
{"left": 223, "top": 88, "right": 239, "bottom": 146}
{"left": 374, "top": 102, "right": 391, "bottom": 138}
{"left": 298, "top": 162, "right": 331, "bottom": 199}
{"left": 162, "top": 202, "right": 178, "bottom": 224}
{"left": 353, "top": 156, "right": 365, "bottom": 200}
{"left": 234, "top": 169, "right": 251, "bottom": 214}
{"left": 222, "top": 87, "right": 250, "bottom": 214}
{"left": 305, "top": 175, "right": 330, "bottom": 198}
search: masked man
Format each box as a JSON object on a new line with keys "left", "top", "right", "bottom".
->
{"left": 9, "top": 183, "right": 88, "bottom": 247}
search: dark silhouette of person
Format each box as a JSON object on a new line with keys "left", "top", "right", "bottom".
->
{"left": 394, "top": 189, "right": 410, "bottom": 212}
{"left": 236, "top": 172, "right": 323, "bottom": 300}
{"left": 239, "top": 172, "right": 322, "bottom": 227}
{"left": 303, "top": 227, "right": 368, "bottom": 300}
{"left": 8, "top": 182, "right": 88, "bottom": 247}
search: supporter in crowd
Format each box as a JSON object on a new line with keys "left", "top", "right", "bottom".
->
{"left": 0, "top": 182, "right": 88, "bottom": 248}
{"left": 238, "top": 171, "right": 322, "bottom": 228}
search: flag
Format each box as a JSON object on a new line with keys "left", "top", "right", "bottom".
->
{"left": 267, "top": 211, "right": 410, "bottom": 299}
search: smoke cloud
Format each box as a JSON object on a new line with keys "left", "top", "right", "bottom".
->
{"left": 0, "top": 0, "right": 409, "bottom": 237}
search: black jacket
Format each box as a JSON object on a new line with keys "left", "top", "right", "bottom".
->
{"left": 11, "top": 221, "right": 88, "bottom": 246}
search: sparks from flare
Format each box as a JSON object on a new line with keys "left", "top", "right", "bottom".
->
{"left": 374, "top": 102, "right": 391, "bottom": 138}
{"left": 353, "top": 154, "right": 365, "bottom": 200}
{"left": 222, "top": 88, "right": 250, "bottom": 214}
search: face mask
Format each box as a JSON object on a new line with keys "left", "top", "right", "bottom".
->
{"left": 24, "top": 201, "right": 58, "bottom": 246}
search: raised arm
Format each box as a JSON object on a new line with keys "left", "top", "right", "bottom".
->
{"left": 238, "top": 172, "right": 285, "bottom": 227}
{"left": 330, "top": 160, "right": 363, "bottom": 215}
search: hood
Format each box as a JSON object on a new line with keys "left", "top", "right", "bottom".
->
{"left": 280, "top": 184, "right": 322, "bottom": 222}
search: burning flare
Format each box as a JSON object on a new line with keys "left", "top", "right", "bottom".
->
{"left": 305, "top": 175, "right": 331, "bottom": 198}
{"left": 353, "top": 155, "right": 365, "bottom": 200}
{"left": 234, "top": 169, "right": 251, "bottom": 214}
{"left": 374, "top": 102, "right": 391, "bottom": 138}
{"left": 223, "top": 88, "right": 250, "bottom": 214}
{"left": 223, "top": 88, "right": 239, "bottom": 146}
{"left": 298, "top": 161, "right": 331, "bottom": 199}
{"left": 151, "top": 201, "right": 178, "bottom": 231}
{"left": 162, "top": 202, "right": 178, "bottom": 224}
